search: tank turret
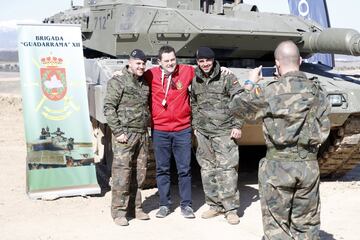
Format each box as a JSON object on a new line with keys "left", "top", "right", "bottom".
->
{"left": 45, "top": 0, "right": 360, "bottom": 180}
{"left": 44, "top": 0, "right": 360, "bottom": 60}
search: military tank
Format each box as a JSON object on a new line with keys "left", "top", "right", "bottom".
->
{"left": 44, "top": 0, "right": 360, "bottom": 180}
{"left": 28, "top": 126, "right": 94, "bottom": 170}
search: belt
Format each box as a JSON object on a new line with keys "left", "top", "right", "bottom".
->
{"left": 266, "top": 145, "right": 318, "bottom": 161}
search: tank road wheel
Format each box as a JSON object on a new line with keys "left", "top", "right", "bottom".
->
{"left": 91, "top": 117, "right": 111, "bottom": 192}
{"left": 318, "top": 115, "right": 360, "bottom": 178}
{"left": 91, "top": 118, "right": 105, "bottom": 164}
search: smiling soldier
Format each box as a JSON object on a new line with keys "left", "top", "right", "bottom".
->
{"left": 103, "top": 49, "right": 150, "bottom": 226}
{"left": 191, "top": 47, "right": 244, "bottom": 225}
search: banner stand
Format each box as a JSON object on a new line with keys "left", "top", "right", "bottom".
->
{"left": 18, "top": 23, "right": 100, "bottom": 199}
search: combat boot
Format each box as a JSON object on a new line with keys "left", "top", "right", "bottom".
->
{"left": 225, "top": 211, "right": 240, "bottom": 225}
{"left": 136, "top": 209, "right": 150, "bottom": 220}
{"left": 201, "top": 209, "right": 221, "bottom": 219}
{"left": 114, "top": 217, "right": 129, "bottom": 226}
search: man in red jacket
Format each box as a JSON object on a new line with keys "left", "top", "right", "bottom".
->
{"left": 144, "top": 45, "right": 195, "bottom": 218}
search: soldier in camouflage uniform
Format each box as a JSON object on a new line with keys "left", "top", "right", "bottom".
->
{"left": 191, "top": 47, "right": 244, "bottom": 225}
{"left": 103, "top": 49, "right": 150, "bottom": 226}
{"left": 230, "top": 41, "right": 331, "bottom": 239}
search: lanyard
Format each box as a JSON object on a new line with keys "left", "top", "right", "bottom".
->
{"left": 161, "top": 69, "right": 172, "bottom": 101}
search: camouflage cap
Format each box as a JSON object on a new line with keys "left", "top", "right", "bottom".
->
{"left": 130, "top": 49, "right": 147, "bottom": 62}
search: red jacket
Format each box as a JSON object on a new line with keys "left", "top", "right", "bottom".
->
{"left": 144, "top": 64, "right": 194, "bottom": 131}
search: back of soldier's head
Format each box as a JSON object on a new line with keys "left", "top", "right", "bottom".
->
{"left": 274, "top": 41, "right": 300, "bottom": 67}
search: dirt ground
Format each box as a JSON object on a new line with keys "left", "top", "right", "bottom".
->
{"left": 1, "top": 72, "right": 360, "bottom": 240}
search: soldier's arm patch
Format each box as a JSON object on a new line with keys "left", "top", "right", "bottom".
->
{"left": 254, "top": 86, "right": 262, "bottom": 96}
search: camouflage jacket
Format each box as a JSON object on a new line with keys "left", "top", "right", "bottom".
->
{"left": 103, "top": 67, "right": 150, "bottom": 137}
{"left": 230, "top": 71, "right": 330, "bottom": 160}
{"left": 191, "top": 61, "right": 244, "bottom": 136}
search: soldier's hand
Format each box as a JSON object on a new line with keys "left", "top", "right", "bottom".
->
{"left": 220, "top": 66, "right": 233, "bottom": 75}
{"left": 230, "top": 128, "right": 242, "bottom": 140}
{"left": 116, "top": 133, "right": 128, "bottom": 143}
{"left": 248, "top": 66, "right": 262, "bottom": 83}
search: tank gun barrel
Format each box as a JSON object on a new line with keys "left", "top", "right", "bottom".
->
{"left": 301, "top": 28, "right": 360, "bottom": 56}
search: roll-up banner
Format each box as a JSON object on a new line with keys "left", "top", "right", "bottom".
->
{"left": 17, "top": 24, "right": 100, "bottom": 200}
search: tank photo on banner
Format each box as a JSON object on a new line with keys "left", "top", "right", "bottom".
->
{"left": 17, "top": 24, "right": 100, "bottom": 200}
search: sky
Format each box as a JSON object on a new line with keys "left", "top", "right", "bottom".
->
{"left": 0, "top": 0, "right": 359, "bottom": 32}
{"left": 246, "top": 0, "right": 360, "bottom": 32}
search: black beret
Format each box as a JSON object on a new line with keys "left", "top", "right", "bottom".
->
{"left": 129, "top": 49, "right": 147, "bottom": 62}
{"left": 196, "top": 47, "right": 215, "bottom": 59}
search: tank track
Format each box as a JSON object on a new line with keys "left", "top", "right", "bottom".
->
{"left": 319, "top": 115, "right": 360, "bottom": 178}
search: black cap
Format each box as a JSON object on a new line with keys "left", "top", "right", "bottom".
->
{"left": 129, "top": 49, "right": 146, "bottom": 62}
{"left": 196, "top": 47, "right": 215, "bottom": 59}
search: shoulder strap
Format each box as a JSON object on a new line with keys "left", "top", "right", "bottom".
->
{"left": 265, "top": 79, "right": 278, "bottom": 87}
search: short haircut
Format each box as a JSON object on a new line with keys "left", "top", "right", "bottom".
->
{"left": 274, "top": 40, "right": 300, "bottom": 66}
{"left": 158, "top": 45, "right": 176, "bottom": 60}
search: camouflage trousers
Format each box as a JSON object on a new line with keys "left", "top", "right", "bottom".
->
{"left": 258, "top": 158, "right": 320, "bottom": 240}
{"left": 195, "top": 131, "right": 240, "bottom": 212}
{"left": 111, "top": 132, "right": 148, "bottom": 219}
